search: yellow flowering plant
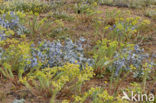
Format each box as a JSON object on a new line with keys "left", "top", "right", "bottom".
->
{"left": 75, "top": 1, "right": 98, "bottom": 15}
{"left": 0, "top": 63, "right": 14, "bottom": 79}
{"left": 0, "top": 0, "right": 53, "bottom": 13}
{"left": 73, "top": 87, "right": 128, "bottom": 103}
{"left": 0, "top": 25, "right": 14, "bottom": 36}
{"left": 27, "top": 13, "right": 52, "bottom": 37}
{"left": 104, "top": 16, "right": 151, "bottom": 42}
{"left": 93, "top": 39, "right": 132, "bottom": 76}
{"left": 142, "top": 63, "right": 153, "bottom": 91}
{"left": 123, "top": 82, "right": 142, "bottom": 97}
{"left": 20, "top": 63, "right": 94, "bottom": 101}
{"left": 0, "top": 11, "right": 26, "bottom": 23}
{"left": 0, "top": 38, "right": 32, "bottom": 79}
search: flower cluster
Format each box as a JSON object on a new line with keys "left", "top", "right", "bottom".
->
{"left": 29, "top": 38, "right": 94, "bottom": 69}
{"left": 0, "top": 11, "right": 27, "bottom": 40}
{"left": 0, "top": 38, "right": 31, "bottom": 78}
{"left": 0, "top": 0, "right": 54, "bottom": 13}
{"left": 93, "top": 39, "right": 155, "bottom": 78}
{"left": 73, "top": 87, "right": 128, "bottom": 103}
{"left": 112, "top": 44, "right": 155, "bottom": 78}
{"left": 104, "top": 17, "right": 151, "bottom": 41}
{"left": 20, "top": 63, "right": 94, "bottom": 96}
{"left": 75, "top": 1, "right": 98, "bottom": 15}
{"left": 93, "top": 39, "right": 127, "bottom": 75}
{"left": 98, "top": 0, "right": 156, "bottom": 8}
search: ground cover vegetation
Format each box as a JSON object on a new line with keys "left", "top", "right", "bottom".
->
{"left": 0, "top": 0, "right": 156, "bottom": 103}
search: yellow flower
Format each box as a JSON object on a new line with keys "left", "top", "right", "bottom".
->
{"left": 117, "top": 10, "right": 121, "bottom": 14}
{"left": 143, "top": 20, "right": 150, "bottom": 25}
{"left": 126, "top": 18, "right": 130, "bottom": 22}
{"left": 119, "top": 18, "right": 124, "bottom": 21}
{"left": 29, "top": 11, "right": 33, "bottom": 15}
{"left": 0, "top": 10, "right": 4, "bottom": 14}
{"left": 34, "top": 12, "right": 39, "bottom": 16}
{"left": 75, "top": 96, "right": 82, "bottom": 102}
{"left": 131, "top": 20, "right": 138, "bottom": 25}
{"left": 116, "top": 23, "right": 124, "bottom": 30}
{"left": 96, "top": 10, "right": 103, "bottom": 14}
{"left": 104, "top": 25, "right": 111, "bottom": 30}
{"left": 92, "top": 2, "right": 98, "bottom": 7}
{"left": 135, "top": 16, "right": 141, "bottom": 20}
{"left": 130, "top": 65, "right": 136, "bottom": 70}
{"left": 20, "top": 35, "right": 26, "bottom": 38}
{"left": 62, "top": 100, "right": 69, "bottom": 103}
{"left": 132, "top": 29, "right": 137, "bottom": 33}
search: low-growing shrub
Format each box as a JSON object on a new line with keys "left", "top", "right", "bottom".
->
{"left": 145, "top": 9, "right": 156, "bottom": 20}
{"left": 98, "top": 0, "right": 156, "bottom": 8}
{"left": 0, "top": 0, "right": 54, "bottom": 13}
{"left": 0, "top": 37, "right": 94, "bottom": 78}
{"left": 0, "top": 38, "right": 31, "bottom": 79}
{"left": 112, "top": 44, "right": 154, "bottom": 78}
{"left": 74, "top": 1, "right": 98, "bottom": 15}
{"left": 0, "top": 11, "right": 27, "bottom": 40}
{"left": 93, "top": 39, "right": 155, "bottom": 79}
{"left": 104, "top": 16, "right": 151, "bottom": 42}
{"left": 30, "top": 38, "right": 94, "bottom": 69}
{"left": 93, "top": 39, "right": 131, "bottom": 76}
{"left": 20, "top": 63, "right": 94, "bottom": 99}
{"left": 53, "top": 11, "right": 75, "bottom": 21}
{"left": 72, "top": 87, "right": 128, "bottom": 103}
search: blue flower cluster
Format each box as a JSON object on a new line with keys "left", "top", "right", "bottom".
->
{"left": 28, "top": 38, "right": 94, "bottom": 69}
{"left": 0, "top": 12, "right": 27, "bottom": 40}
{"left": 112, "top": 44, "right": 155, "bottom": 77}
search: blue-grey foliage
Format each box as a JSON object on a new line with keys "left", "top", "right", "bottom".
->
{"left": 0, "top": 11, "right": 27, "bottom": 41}
{"left": 28, "top": 38, "right": 94, "bottom": 69}
{"left": 112, "top": 45, "right": 155, "bottom": 78}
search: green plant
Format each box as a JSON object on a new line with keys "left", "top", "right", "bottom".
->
{"left": 0, "top": 63, "right": 14, "bottom": 79}
{"left": 93, "top": 39, "right": 127, "bottom": 76}
{"left": 48, "top": 19, "right": 67, "bottom": 38}
{"left": 145, "top": 9, "right": 156, "bottom": 20}
{"left": 72, "top": 87, "right": 128, "bottom": 103}
{"left": 74, "top": 1, "right": 98, "bottom": 15}
{"left": 123, "top": 82, "right": 142, "bottom": 98}
{"left": 27, "top": 13, "right": 54, "bottom": 38}
{"left": 0, "top": 0, "right": 54, "bottom": 13}
{"left": 0, "top": 38, "right": 31, "bottom": 79}
{"left": 19, "top": 63, "right": 94, "bottom": 101}
{"left": 104, "top": 16, "right": 151, "bottom": 42}
{"left": 98, "top": 0, "right": 156, "bottom": 8}
{"left": 53, "top": 11, "right": 75, "bottom": 21}
{"left": 142, "top": 63, "right": 152, "bottom": 91}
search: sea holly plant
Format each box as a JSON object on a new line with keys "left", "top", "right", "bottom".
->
{"left": 0, "top": 37, "right": 94, "bottom": 79}
{"left": 29, "top": 38, "right": 94, "bottom": 70}
{"left": 93, "top": 39, "right": 155, "bottom": 79}
{"left": 0, "top": 11, "right": 27, "bottom": 40}
{"left": 93, "top": 39, "right": 128, "bottom": 76}
{"left": 112, "top": 44, "right": 155, "bottom": 79}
